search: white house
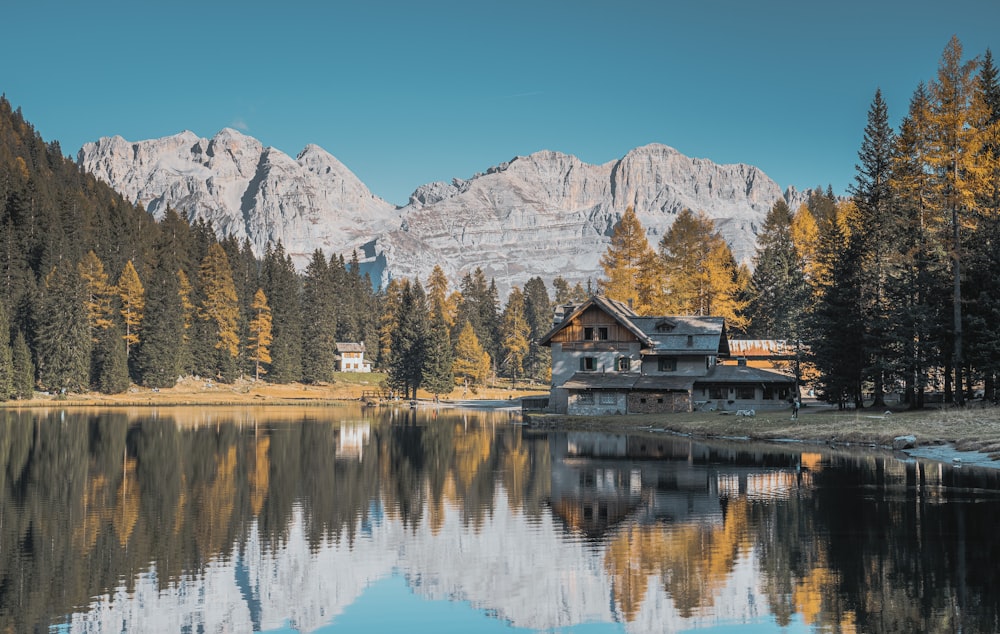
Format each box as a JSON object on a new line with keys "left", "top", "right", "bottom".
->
{"left": 335, "top": 342, "right": 372, "bottom": 373}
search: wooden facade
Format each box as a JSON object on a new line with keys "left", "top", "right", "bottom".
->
{"left": 539, "top": 296, "right": 796, "bottom": 416}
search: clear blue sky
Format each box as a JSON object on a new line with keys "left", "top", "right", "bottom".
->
{"left": 2, "top": 1, "right": 998, "bottom": 206}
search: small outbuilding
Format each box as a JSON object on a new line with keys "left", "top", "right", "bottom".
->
{"left": 335, "top": 342, "right": 372, "bottom": 373}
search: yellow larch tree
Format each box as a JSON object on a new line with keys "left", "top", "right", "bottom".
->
{"left": 116, "top": 260, "right": 145, "bottom": 356}
{"left": 452, "top": 320, "right": 491, "bottom": 389}
{"left": 199, "top": 243, "right": 240, "bottom": 359}
{"left": 598, "top": 206, "right": 664, "bottom": 313}
{"left": 247, "top": 288, "right": 273, "bottom": 381}
{"left": 790, "top": 204, "right": 822, "bottom": 287}
{"left": 78, "top": 250, "right": 115, "bottom": 338}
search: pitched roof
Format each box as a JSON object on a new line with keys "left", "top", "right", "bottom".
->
{"left": 335, "top": 342, "right": 366, "bottom": 353}
{"left": 697, "top": 364, "right": 795, "bottom": 385}
{"left": 630, "top": 316, "right": 728, "bottom": 356}
{"left": 538, "top": 295, "right": 728, "bottom": 355}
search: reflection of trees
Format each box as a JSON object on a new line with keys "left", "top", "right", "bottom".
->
{"left": 0, "top": 406, "right": 553, "bottom": 630}
{"left": 811, "top": 456, "right": 1000, "bottom": 633}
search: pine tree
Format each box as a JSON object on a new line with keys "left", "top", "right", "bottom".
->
{"left": 705, "top": 239, "right": 750, "bottom": 333}
{"left": 456, "top": 268, "right": 500, "bottom": 364}
{"left": 247, "top": 288, "right": 273, "bottom": 381}
{"left": 34, "top": 264, "right": 91, "bottom": 392}
{"left": 421, "top": 311, "right": 454, "bottom": 396}
{"left": 11, "top": 329, "right": 34, "bottom": 399}
{"left": 808, "top": 220, "right": 867, "bottom": 409}
{"left": 261, "top": 243, "right": 302, "bottom": 383}
{"left": 134, "top": 262, "right": 185, "bottom": 388}
{"left": 522, "top": 276, "right": 552, "bottom": 382}
{"left": 849, "top": 89, "right": 898, "bottom": 407}
{"left": 117, "top": 260, "right": 145, "bottom": 358}
{"left": 97, "top": 324, "right": 129, "bottom": 394}
{"left": 301, "top": 250, "right": 337, "bottom": 383}
{"left": 552, "top": 276, "right": 573, "bottom": 305}
{"left": 198, "top": 243, "right": 240, "bottom": 378}
{"left": 890, "top": 82, "right": 941, "bottom": 407}
{"left": 388, "top": 279, "right": 429, "bottom": 399}
{"left": 0, "top": 303, "right": 13, "bottom": 400}
{"left": 747, "top": 200, "right": 809, "bottom": 340}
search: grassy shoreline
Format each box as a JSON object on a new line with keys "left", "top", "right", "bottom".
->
{"left": 6, "top": 377, "right": 1000, "bottom": 464}
{"left": 525, "top": 402, "right": 1000, "bottom": 462}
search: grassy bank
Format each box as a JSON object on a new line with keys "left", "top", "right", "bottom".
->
{"left": 1, "top": 373, "right": 548, "bottom": 408}
{"left": 526, "top": 403, "right": 1000, "bottom": 460}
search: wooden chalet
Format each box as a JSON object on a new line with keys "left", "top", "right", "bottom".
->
{"left": 538, "top": 295, "right": 796, "bottom": 415}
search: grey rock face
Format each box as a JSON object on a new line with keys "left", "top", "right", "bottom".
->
{"left": 79, "top": 133, "right": 795, "bottom": 296}
{"left": 78, "top": 129, "right": 399, "bottom": 263}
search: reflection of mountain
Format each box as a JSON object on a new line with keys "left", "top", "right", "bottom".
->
{"left": 64, "top": 490, "right": 765, "bottom": 633}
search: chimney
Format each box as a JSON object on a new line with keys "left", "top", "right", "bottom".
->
{"left": 737, "top": 357, "right": 747, "bottom": 366}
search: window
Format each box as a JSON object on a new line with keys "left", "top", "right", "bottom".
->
{"left": 598, "top": 327, "right": 609, "bottom": 340}
{"left": 686, "top": 335, "right": 694, "bottom": 347}
{"left": 599, "top": 392, "right": 617, "bottom": 405}
{"left": 580, "top": 357, "right": 596, "bottom": 371}
{"left": 658, "top": 357, "right": 677, "bottom": 372}
{"left": 584, "top": 327, "right": 594, "bottom": 340}
{"left": 708, "top": 386, "right": 725, "bottom": 399}
{"left": 617, "top": 356, "right": 629, "bottom": 372}
{"left": 736, "top": 386, "right": 756, "bottom": 400}
{"left": 577, "top": 392, "right": 594, "bottom": 404}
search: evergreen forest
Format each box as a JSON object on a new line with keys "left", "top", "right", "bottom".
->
{"left": 1, "top": 37, "right": 998, "bottom": 409}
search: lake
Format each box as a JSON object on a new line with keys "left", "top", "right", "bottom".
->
{"left": 2, "top": 404, "right": 1000, "bottom": 633}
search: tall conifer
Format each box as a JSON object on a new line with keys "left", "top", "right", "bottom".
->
{"left": 301, "top": 250, "right": 337, "bottom": 383}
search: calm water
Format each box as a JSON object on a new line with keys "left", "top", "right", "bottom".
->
{"left": 3, "top": 405, "right": 1000, "bottom": 633}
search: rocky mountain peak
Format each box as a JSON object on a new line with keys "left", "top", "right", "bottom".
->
{"left": 79, "top": 131, "right": 799, "bottom": 296}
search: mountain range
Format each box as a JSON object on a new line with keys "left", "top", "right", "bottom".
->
{"left": 78, "top": 129, "right": 807, "bottom": 295}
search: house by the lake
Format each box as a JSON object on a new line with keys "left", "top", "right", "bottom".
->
{"left": 335, "top": 342, "right": 372, "bottom": 373}
{"left": 538, "top": 295, "right": 796, "bottom": 415}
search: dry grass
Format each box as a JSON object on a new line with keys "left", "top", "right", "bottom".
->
{"left": 2, "top": 374, "right": 548, "bottom": 409}
{"left": 526, "top": 403, "right": 1000, "bottom": 457}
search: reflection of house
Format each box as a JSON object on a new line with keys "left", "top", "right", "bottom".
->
{"left": 539, "top": 295, "right": 796, "bottom": 415}
{"left": 336, "top": 423, "right": 371, "bottom": 461}
{"left": 335, "top": 342, "right": 372, "bottom": 373}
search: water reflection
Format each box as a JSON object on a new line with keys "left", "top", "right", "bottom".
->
{"left": 1, "top": 405, "right": 999, "bottom": 632}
